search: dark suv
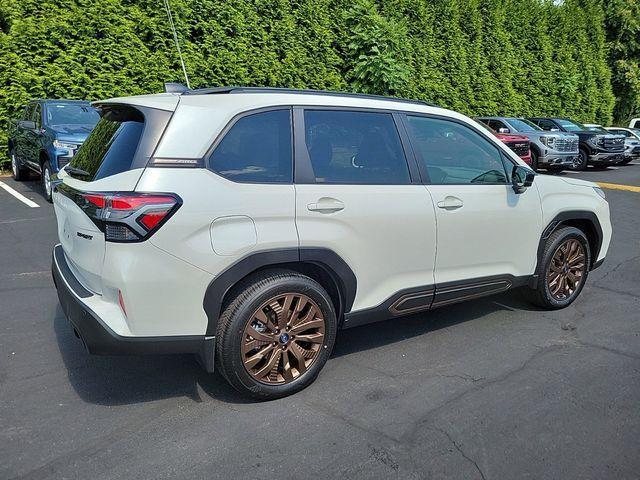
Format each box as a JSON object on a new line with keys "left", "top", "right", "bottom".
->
{"left": 8, "top": 99, "right": 99, "bottom": 202}
{"left": 527, "top": 117, "right": 625, "bottom": 170}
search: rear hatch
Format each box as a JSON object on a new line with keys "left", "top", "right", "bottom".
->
{"left": 52, "top": 102, "right": 174, "bottom": 293}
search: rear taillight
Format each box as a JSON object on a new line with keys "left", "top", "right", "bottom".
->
{"left": 59, "top": 186, "right": 181, "bottom": 242}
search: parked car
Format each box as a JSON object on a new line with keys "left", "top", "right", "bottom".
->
{"left": 51, "top": 87, "right": 612, "bottom": 399}
{"left": 528, "top": 117, "right": 625, "bottom": 170}
{"left": 8, "top": 99, "right": 100, "bottom": 202}
{"left": 604, "top": 126, "right": 640, "bottom": 164}
{"left": 474, "top": 120, "right": 532, "bottom": 165}
{"left": 629, "top": 118, "right": 640, "bottom": 129}
{"left": 477, "top": 116, "right": 578, "bottom": 171}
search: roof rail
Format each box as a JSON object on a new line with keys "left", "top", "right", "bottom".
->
{"left": 182, "top": 86, "right": 437, "bottom": 107}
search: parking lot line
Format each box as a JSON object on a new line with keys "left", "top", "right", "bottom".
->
{"left": 0, "top": 181, "right": 40, "bottom": 208}
{"left": 597, "top": 182, "right": 640, "bottom": 193}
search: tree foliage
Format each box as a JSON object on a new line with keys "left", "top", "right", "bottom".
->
{"left": 0, "top": 0, "right": 631, "bottom": 162}
{"left": 603, "top": 0, "right": 640, "bottom": 123}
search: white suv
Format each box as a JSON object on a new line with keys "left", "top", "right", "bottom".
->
{"left": 51, "top": 87, "right": 612, "bottom": 399}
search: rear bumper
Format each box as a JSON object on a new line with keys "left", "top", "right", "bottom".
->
{"left": 52, "top": 244, "right": 214, "bottom": 370}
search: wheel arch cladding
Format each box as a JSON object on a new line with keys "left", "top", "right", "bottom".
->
{"left": 535, "top": 211, "right": 603, "bottom": 276}
{"left": 202, "top": 248, "right": 357, "bottom": 336}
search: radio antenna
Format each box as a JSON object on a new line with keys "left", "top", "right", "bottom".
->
{"left": 162, "top": 0, "right": 191, "bottom": 89}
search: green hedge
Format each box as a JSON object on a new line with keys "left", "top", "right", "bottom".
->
{"left": 0, "top": 0, "right": 629, "bottom": 164}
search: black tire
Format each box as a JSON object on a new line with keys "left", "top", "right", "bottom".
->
{"left": 41, "top": 160, "right": 53, "bottom": 203}
{"left": 527, "top": 226, "right": 591, "bottom": 309}
{"left": 10, "top": 149, "right": 29, "bottom": 181}
{"left": 618, "top": 156, "right": 633, "bottom": 165}
{"left": 570, "top": 148, "right": 588, "bottom": 171}
{"left": 216, "top": 270, "right": 337, "bottom": 400}
{"left": 530, "top": 148, "right": 539, "bottom": 171}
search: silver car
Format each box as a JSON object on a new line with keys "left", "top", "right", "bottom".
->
{"left": 604, "top": 127, "right": 640, "bottom": 165}
{"left": 477, "top": 117, "right": 579, "bottom": 171}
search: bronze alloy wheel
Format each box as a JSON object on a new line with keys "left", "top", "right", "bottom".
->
{"left": 547, "top": 238, "right": 586, "bottom": 300}
{"left": 242, "top": 293, "right": 325, "bottom": 385}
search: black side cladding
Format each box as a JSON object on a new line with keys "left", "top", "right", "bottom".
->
{"left": 202, "top": 248, "right": 358, "bottom": 336}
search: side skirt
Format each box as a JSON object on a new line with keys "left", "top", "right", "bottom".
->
{"left": 342, "top": 274, "right": 530, "bottom": 329}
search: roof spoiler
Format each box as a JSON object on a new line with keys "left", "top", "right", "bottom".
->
{"left": 164, "top": 82, "right": 190, "bottom": 94}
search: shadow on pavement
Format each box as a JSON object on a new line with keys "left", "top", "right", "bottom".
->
{"left": 54, "top": 289, "right": 540, "bottom": 406}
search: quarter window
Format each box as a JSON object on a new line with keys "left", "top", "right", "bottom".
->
{"left": 209, "top": 109, "right": 293, "bottom": 183}
{"left": 406, "top": 116, "right": 509, "bottom": 185}
{"left": 303, "top": 110, "right": 410, "bottom": 184}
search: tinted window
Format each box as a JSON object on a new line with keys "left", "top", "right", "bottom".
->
{"left": 406, "top": 116, "right": 508, "bottom": 185}
{"left": 70, "top": 111, "right": 144, "bottom": 181}
{"left": 533, "top": 119, "right": 557, "bottom": 131}
{"left": 303, "top": 110, "right": 409, "bottom": 184}
{"left": 209, "top": 109, "right": 292, "bottom": 183}
{"left": 30, "top": 104, "right": 41, "bottom": 126}
{"left": 23, "top": 104, "right": 34, "bottom": 121}
{"left": 608, "top": 129, "right": 628, "bottom": 137}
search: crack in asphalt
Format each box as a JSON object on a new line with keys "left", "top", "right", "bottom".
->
{"left": 590, "top": 283, "right": 639, "bottom": 299}
{"left": 400, "top": 343, "right": 565, "bottom": 445}
{"left": 595, "top": 254, "right": 640, "bottom": 283}
{"left": 434, "top": 427, "right": 487, "bottom": 480}
{"left": 576, "top": 339, "right": 640, "bottom": 361}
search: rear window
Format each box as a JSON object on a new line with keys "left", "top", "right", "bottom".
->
{"left": 69, "top": 107, "right": 144, "bottom": 181}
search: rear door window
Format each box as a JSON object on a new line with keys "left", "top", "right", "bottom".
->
{"left": 302, "top": 109, "right": 410, "bottom": 184}
{"left": 70, "top": 108, "right": 144, "bottom": 181}
{"left": 208, "top": 109, "right": 293, "bottom": 183}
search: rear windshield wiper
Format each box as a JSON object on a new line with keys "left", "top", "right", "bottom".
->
{"left": 65, "top": 166, "right": 91, "bottom": 178}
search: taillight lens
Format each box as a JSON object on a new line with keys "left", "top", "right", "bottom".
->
{"left": 64, "top": 188, "right": 181, "bottom": 242}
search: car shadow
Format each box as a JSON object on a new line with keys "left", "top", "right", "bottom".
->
{"left": 14, "top": 175, "right": 48, "bottom": 200}
{"left": 54, "top": 290, "right": 540, "bottom": 406}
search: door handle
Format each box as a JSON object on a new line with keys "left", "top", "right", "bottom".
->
{"left": 307, "top": 198, "right": 345, "bottom": 213}
{"left": 436, "top": 196, "right": 464, "bottom": 210}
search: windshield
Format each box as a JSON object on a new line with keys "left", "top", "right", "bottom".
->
{"left": 556, "top": 118, "right": 587, "bottom": 132}
{"left": 585, "top": 125, "right": 607, "bottom": 133}
{"left": 46, "top": 104, "right": 100, "bottom": 127}
{"left": 508, "top": 118, "right": 542, "bottom": 132}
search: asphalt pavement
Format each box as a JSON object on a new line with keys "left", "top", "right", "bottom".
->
{"left": 1, "top": 164, "right": 639, "bottom": 479}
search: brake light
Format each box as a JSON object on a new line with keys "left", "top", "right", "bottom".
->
{"left": 68, "top": 190, "right": 181, "bottom": 242}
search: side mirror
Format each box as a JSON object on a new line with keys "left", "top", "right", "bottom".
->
{"left": 550, "top": 128, "right": 560, "bottom": 132}
{"left": 19, "top": 120, "right": 36, "bottom": 130}
{"left": 498, "top": 127, "right": 510, "bottom": 134}
{"left": 512, "top": 165, "right": 535, "bottom": 194}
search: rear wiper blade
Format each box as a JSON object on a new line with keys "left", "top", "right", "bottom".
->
{"left": 65, "top": 166, "right": 91, "bottom": 177}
